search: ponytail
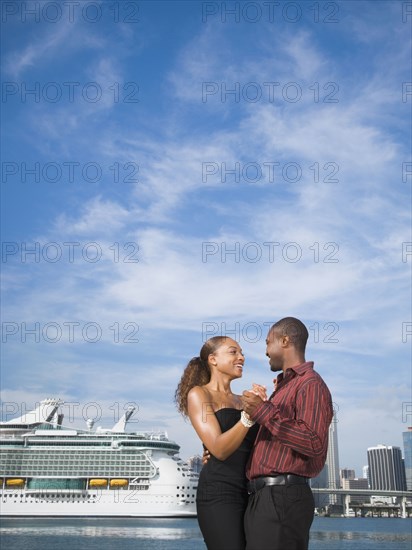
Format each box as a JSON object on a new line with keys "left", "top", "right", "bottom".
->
{"left": 175, "top": 336, "right": 228, "bottom": 417}
{"left": 174, "top": 356, "right": 210, "bottom": 417}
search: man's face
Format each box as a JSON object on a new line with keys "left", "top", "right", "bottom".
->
{"left": 265, "top": 329, "right": 284, "bottom": 372}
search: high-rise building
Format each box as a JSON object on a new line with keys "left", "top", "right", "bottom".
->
{"left": 187, "top": 455, "right": 203, "bottom": 474}
{"left": 340, "top": 468, "right": 355, "bottom": 488}
{"left": 341, "top": 478, "right": 370, "bottom": 504}
{"left": 310, "top": 463, "right": 329, "bottom": 509}
{"left": 310, "top": 414, "right": 340, "bottom": 506}
{"left": 326, "top": 414, "right": 340, "bottom": 503}
{"left": 402, "top": 428, "right": 412, "bottom": 491}
{"left": 367, "top": 445, "right": 407, "bottom": 491}
{"left": 362, "top": 465, "right": 369, "bottom": 486}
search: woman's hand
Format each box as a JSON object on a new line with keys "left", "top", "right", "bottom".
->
{"left": 251, "top": 383, "right": 267, "bottom": 401}
{"left": 242, "top": 390, "right": 264, "bottom": 416}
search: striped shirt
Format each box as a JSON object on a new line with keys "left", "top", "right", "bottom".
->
{"left": 246, "top": 362, "right": 333, "bottom": 480}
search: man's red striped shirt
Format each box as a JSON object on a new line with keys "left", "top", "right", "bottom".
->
{"left": 246, "top": 361, "right": 333, "bottom": 480}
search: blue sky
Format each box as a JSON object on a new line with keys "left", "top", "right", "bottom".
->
{"left": 1, "top": 0, "right": 411, "bottom": 476}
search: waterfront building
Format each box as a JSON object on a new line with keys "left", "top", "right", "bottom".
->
{"left": 325, "top": 414, "right": 340, "bottom": 503}
{"left": 310, "top": 462, "right": 329, "bottom": 509}
{"left": 187, "top": 455, "right": 203, "bottom": 474}
{"left": 367, "top": 444, "right": 407, "bottom": 491}
{"left": 362, "top": 465, "right": 369, "bottom": 486}
{"left": 341, "top": 477, "right": 370, "bottom": 503}
{"left": 311, "top": 414, "right": 340, "bottom": 506}
{"left": 340, "top": 468, "right": 355, "bottom": 487}
{"left": 402, "top": 428, "right": 412, "bottom": 491}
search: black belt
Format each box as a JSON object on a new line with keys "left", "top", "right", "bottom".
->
{"left": 247, "top": 474, "right": 308, "bottom": 493}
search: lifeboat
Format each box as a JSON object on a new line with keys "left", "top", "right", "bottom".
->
{"left": 89, "top": 479, "right": 108, "bottom": 487}
{"left": 110, "top": 479, "right": 128, "bottom": 488}
{"left": 6, "top": 478, "right": 25, "bottom": 487}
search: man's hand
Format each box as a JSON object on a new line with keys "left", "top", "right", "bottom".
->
{"left": 242, "top": 390, "right": 264, "bottom": 417}
{"left": 202, "top": 448, "right": 210, "bottom": 465}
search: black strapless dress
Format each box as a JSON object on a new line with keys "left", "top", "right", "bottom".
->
{"left": 196, "top": 408, "right": 258, "bottom": 550}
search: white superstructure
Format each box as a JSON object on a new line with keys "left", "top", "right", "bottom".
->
{"left": 0, "top": 399, "right": 198, "bottom": 517}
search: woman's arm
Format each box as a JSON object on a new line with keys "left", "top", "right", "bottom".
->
{"left": 187, "top": 387, "right": 250, "bottom": 461}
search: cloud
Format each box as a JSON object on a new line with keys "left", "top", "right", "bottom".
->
{"left": 2, "top": 4, "right": 410, "bottom": 471}
{"left": 5, "top": 23, "right": 73, "bottom": 78}
{"left": 54, "top": 196, "right": 131, "bottom": 236}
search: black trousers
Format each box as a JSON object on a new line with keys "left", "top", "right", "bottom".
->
{"left": 197, "top": 495, "right": 247, "bottom": 550}
{"left": 244, "top": 483, "right": 315, "bottom": 550}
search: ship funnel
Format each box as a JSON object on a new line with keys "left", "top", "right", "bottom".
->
{"left": 111, "top": 405, "right": 136, "bottom": 433}
{"left": 86, "top": 419, "right": 95, "bottom": 431}
{"left": 2, "top": 398, "right": 63, "bottom": 426}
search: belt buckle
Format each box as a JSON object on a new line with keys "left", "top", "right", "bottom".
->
{"left": 257, "top": 476, "right": 278, "bottom": 491}
{"left": 277, "top": 475, "right": 286, "bottom": 486}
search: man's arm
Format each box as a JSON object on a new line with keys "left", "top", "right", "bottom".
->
{"left": 244, "top": 380, "right": 333, "bottom": 458}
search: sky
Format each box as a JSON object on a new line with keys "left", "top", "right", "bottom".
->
{"left": 1, "top": 0, "right": 411, "bottom": 477}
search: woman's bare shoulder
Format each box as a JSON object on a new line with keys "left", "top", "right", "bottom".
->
{"left": 188, "top": 385, "right": 210, "bottom": 402}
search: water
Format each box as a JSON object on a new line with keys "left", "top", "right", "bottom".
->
{"left": 309, "top": 517, "right": 411, "bottom": 549}
{"left": 0, "top": 517, "right": 411, "bottom": 550}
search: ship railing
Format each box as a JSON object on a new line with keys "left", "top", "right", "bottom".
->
{"left": 129, "top": 478, "right": 150, "bottom": 485}
{"left": 25, "top": 487, "right": 87, "bottom": 494}
{"left": 145, "top": 431, "right": 168, "bottom": 441}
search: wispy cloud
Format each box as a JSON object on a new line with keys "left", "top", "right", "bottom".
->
{"left": 2, "top": 3, "right": 410, "bottom": 474}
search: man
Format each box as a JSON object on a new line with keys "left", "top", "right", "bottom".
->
{"left": 242, "top": 317, "right": 333, "bottom": 550}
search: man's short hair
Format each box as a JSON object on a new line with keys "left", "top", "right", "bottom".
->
{"left": 270, "top": 317, "right": 308, "bottom": 353}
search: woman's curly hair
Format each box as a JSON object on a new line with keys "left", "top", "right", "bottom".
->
{"left": 175, "top": 336, "right": 228, "bottom": 417}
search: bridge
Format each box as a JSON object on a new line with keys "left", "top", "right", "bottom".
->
{"left": 311, "top": 488, "right": 411, "bottom": 518}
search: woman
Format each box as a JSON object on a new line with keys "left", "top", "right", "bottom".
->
{"left": 175, "top": 336, "right": 264, "bottom": 550}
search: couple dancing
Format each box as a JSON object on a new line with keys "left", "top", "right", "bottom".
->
{"left": 175, "top": 317, "right": 333, "bottom": 550}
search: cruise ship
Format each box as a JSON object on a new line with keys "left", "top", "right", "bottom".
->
{"left": 0, "top": 399, "right": 198, "bottom": 516}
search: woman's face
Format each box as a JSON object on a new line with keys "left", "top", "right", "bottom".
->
{"left": 209, "top": 338, "right": 245, "bottom": 379}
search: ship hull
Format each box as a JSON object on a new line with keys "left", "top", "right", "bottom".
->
{"left": 1, "top": 488, "right": 197, "bottom": 517}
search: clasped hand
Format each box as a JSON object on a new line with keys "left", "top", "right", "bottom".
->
{"left": 242, "top": 383, "right": 267, "bottom": 416}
